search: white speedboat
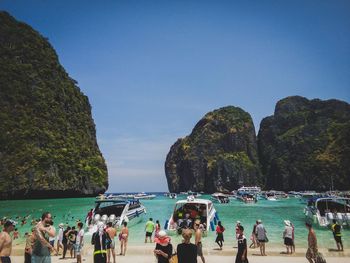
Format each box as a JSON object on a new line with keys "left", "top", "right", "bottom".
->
{"left": 165, "top": 196, "right": 218, "bottom": 235}
{"left": 237, "top": 186, "right": 261, "bottom": 195}
{"left": 133, "top": 192, "right": 157, "bottom": 200}
{"left": 169, "top": 193, "right": 177, "bottom": 199}
{"left": 304, "top": 197, "right": 350, "bottom": 227}
{"left": 237, "top": 193, "right": 257, "bottom": 203}
{"left": 211, "top": 193, "right": 230, "bottom": 203}
{"left": 263, "top": 190, "right": 288, "bottom": 200}
{"left": 86, "top": 199, "right": 146, "bottom": 233}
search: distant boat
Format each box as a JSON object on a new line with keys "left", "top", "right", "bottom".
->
{"left": 304, "top": 197, "right": 350, "bottom": 227}
{"left": 211, "top": 193, "right": 230, "bottom": 204}
{"left": 165, "top": 196, "right": 218, "bottom": 235}
{"left": 86, "top": 199, "right": 146, "bottom": 234}
{"left": 263, "top": 190, "right": 288, "bottom": 201}
{"left": 237, "top": 192, "right": 258, "bottom": 203}
{"left": 169, "top": 193, "right": 177, "bottom": 199}
{"left": 114, "top": 192, "right": 156, "bottom": 200}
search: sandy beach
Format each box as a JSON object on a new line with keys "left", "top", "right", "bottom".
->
{"left": 10, "top": 243, "right": 350, "bottom": 263}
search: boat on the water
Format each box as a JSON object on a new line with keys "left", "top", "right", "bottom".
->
{"left": 113, "top": 192, "right": 156, "bottom": 200}
{"left": 211, "top": 193, "right": 230, "bottom": 204}
{"left": 263, "top": 190, "right": 288, "bottom": 201}
{"left": 165, "top": 196, "right": 218, "bottom": 235}
{"left": 304, "top": 197, "right": 350, "bottom": 227}
{"left": 86, "top": 199, "right": 146, "bottom": 233}
{"left": 169, "top": 193, "right": 177, "bottom": 199}
{"left": 237, "top": 192, "right": 258, "bottom": 203}
{"left": 237, "top": 186, "right": 261, "bottom": 195}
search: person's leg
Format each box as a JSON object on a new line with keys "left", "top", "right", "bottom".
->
{"left": 111, "top": 248, "right": 116, "bottom": 263}
{"left": 120, "top": 241, "right": 123, "bottom": 255}
{"left": 340, "top": 239, "right": 343, "bottom": 251}
{"left": 107, "top": 249, "right": 111, "bottom": 263}
{"left": 262, "top": 242, "right": 266, "bottom": 256}
{"left": 259, "top": 242, "right": 263, "bottom": 255}
{"left": 123, "top": 240, "right": 128, "bottom": 255}
{"left": 200, "top": 255, "right": 205, "bottom": 263}
{"left": 62, "top": 243, "right": 67, "bottom": 258}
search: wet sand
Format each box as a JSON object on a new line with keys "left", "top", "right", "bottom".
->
{"left": 10, "top": 243, "right": 350, "bottom": 263}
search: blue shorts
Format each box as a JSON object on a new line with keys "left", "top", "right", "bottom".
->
{"left": 74, "top": 244, "right": 83, "bottom": 255}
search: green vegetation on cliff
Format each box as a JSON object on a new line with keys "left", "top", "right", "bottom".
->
{"left": 258, "top": 96, "right": 350, "bottom": 191}
{"left": 165, "top": 106, "right": 262, "bottom": 193}
{"left": 0, "top": 12, "right": 108, "bottom": 199}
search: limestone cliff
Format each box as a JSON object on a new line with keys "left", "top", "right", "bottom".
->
{"left": 258, "top": 96, "right": 350, "bottom": 191}
{"left": 165, "top": 106, "right": 262, "bottom": 193}
{"left": 0, "top": 12, "right": 108, "bottom": 199}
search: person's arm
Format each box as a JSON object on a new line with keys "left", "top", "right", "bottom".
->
{"left": 35, "top": 225, "right": 53, "bottom": 249}
{"left": 195, "top": 230, "right": 200, "bottom": 245}
{"left": 242, "top": 238, "right": 247, "bottom": 260}
{"left": 46, "top": 226, "right": 56, "bottom": 238}
{"left": 91, "top": 233, "right": 95, "bottom": 245}
{"left": 0, "top": 233, "right": 5, "bottom": 253}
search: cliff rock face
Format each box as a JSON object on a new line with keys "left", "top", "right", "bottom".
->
{"left": 258, "top": 96, "right": 350, "bottom": 191}
{"left": 0, "top": 12, "right": 108, "bottom": 199}
{"left": 165, "top": 106, "right": 262, "bottom": 193}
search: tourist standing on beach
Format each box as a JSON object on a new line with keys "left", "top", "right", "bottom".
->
{"left": 60, "top": 226, "right": 70, "bottom": 259}
{"left": 105, "top": 222, "right": 117, "bottom": 263}
{"left": 283, "top": 220, "right": 293, "bottom": 254}
{"left": 153, "top": 230, "right": 172, "bottom": 263}
{"left": 177, "top": 229, "right": 197, "bottom": 263}
{"left": 32, "top": 212, "right": 57, "bottom": 263}
{"left": 67, "top": 226, "right": 77, "bottom": 258}
{"left": 306, "top": 222, "right": 318, "bottom": 263}
{"left": 236, "top": 225, "right": 248, "bottom": 263}
{"left": 235, "top": 221, "right": 241, "bottom": 240}
{"left": 249, "top": 221, "right": 258, "bottom": 249}
{"left": 0, "top": 220, "right": 16, "bottom": 263}
{"left": 145, "top": 218, "right": 155, "bottom": 243}
{"left": 56, "top": 223, "right": 64, "bottom": 256}
{"left": 119, "top": 222, "right": 129, "bottom": 256}
{"left": 155, "top": 220, "right": 161, "bottom": 238}
{"left": 92, "top": 222, "right": 108, "bottom": 263}
{"left": 215, "top": 221, "right": 225, "bottom": 250}
{"left": 331, "top": 219, "right": 343, "bottom": 251}
{"left": 75, "top": 222, "right": 84, "bottom": 263}
{"left": 194, "top": 219, "right": 205, "bottom": 263}
{"left": 255, "top": 219, "right": 267, "bottom": 256}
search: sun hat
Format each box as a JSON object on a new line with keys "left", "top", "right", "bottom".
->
{"left": 257, "top": 219, "right": 262, "bottom": 223}
{"left": 284, "top": 220, "right": 291, "bottom": 226}
{"left": 59, "top": 223, "right": 64, "bottom": 228}
{"left": 154, "top": 230, "right": 170, "bottom": 246}
{"left": 236, "top": 220, "right": 241, "bottom": 224}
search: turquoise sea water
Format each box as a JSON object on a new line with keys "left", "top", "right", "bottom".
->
{"left": 1, "top": 194, "right": 349, "bottom": 249}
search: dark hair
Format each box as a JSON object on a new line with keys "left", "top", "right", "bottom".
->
{"left": 107, "top": 222, "right": 112, "bottom": 227}
{"left": 123, "top": 222, "right": 127, "bottom": 227}
{"left": 238, "top": 225, "right": 244, "bottom": 231}
{"left": 14, "top": 228, "right": 18, "bottom": 231}
{"left": 41, "top": 212, "right": 51, "bottom": 221}
{"left": 150, "top": 218, "right": 153, "bottom": 221}
{"left": 78, "top": 222, "right": 83, "bottom": 228}
{"left": 72, "top": 226, "right": 76, "bottom": 230}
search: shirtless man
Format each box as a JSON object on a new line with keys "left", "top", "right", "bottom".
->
{"left": 194, "top": 219, "right": 205, "bottom": 263}
{"left": 32, "top": 212, "right": 57, "bottom": 263}
{"left": 0, "top": 220, "right": 16, "bottom": 263}
{"left": 106, "top": 222, "right": 117, "bottom": 263}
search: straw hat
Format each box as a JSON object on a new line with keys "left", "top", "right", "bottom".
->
{"left": 257, "top": 219, "right": 262, "bottom": 223}
{"left": 59, "top": 223, "right": 64, "bottom": 228}
{"left": 154, "top": 230, "right": 170, "bottom": 246}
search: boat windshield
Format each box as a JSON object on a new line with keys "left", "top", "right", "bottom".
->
{"left": 95, "top": 202, "right": 126, "bottom": 216}
{"left": 173, "top": 203, "right": 207, "bottom": 226}
{"left": 316, "top": 199, "right": 350, "bottom": 216}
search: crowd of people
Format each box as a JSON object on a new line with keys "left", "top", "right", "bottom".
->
{"left": 0, "top": 212, "right": 346, "bottom": 263}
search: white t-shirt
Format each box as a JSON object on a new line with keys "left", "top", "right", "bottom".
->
{"left": 283, "top": 226, "right": 293, "bottom": 239}
{"left": 57, "top": 228, "right": 64, "bottom": 242}
{"left": 76, "top": 229, "right": 85, "bottom": 246}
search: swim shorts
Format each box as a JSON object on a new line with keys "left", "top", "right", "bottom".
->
{"left": 0, "top": 256, "right": 11, "bottom": 263}
{"left": 197, "top": 242, "right": 203, "bottom": 256}
{"left": 145, "top": 231, "right": 152, "bottom": 237}
{"left": 74, "top": 244, "right": 83, "bottom": 255}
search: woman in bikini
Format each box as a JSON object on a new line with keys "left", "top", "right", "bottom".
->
{"left": 119, "top": 222, "right": 129, "bottom": 256}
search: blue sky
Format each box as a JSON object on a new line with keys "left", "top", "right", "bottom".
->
{"left": 1, "top": 0, "right": 350, "bottom": 192}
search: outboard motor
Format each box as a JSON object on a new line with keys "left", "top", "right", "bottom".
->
{"left": 94, "top": 214, "right": 101, "bottom": 223}
{"left": 109, "top": 214, "right": 116, "bottom": 223}
{"left": 101, "top": 214, "right": 108, "bottom": 223}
